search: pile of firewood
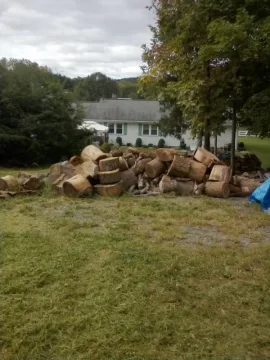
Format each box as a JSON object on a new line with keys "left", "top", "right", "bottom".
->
{"left": 0, "top": 145, "right": 266, "bottom": 199}
{"left": 218, "top": 152, "right": 263, "bottom": 172}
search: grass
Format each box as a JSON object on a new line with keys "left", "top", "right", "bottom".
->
{"left": 240, "top": 137, "right": 270, "bottom": 169}
{"left": 1, "top": 193, "right": 270, "bottom": 360}
{"left": 0, "top": 167, "right": 49, "bottom": 177}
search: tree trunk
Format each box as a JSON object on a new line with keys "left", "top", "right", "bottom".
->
{"left": 99, "top": 157, "right": 120, "bottom": 172}
{"left": 120, "top": 169, "right": 137, "bottom": 190}
{"left": 197, "top": 129, "right": 203, "bottom": 148}
{"left": 69, "top": 156, "right": 83, "bottom": 166}
{"left": 63, "top": 175, "right": 92, "bottom": 198}
{"left": 156, "top": 148, "right": 177, "bottom": 162}
{"left": 145, "top": 158, "right": 166, "bottom": 179}
{"left": 81, "top": 145, "right": 107, "bottom": 162}
{"left": 159, "top": 175, "right": 194, "bottom": 195}
{"left": 0, "top": 175, "right": 20, "bottom": 191}
{"left": 209, "top": 165, "right": 232, "bottom": 183}
{"left": 188, "top": 160, "right": 207, "bottom": 183}
{"left": 133, "top": 158, "right": 152, "bottom": 175}
{"left": 204, "top": 125, "right": 211, "bottom": 151}
{"left": 167, "top": 156, "right": 191, "bottom": 177}
{"left": 194, "top": 147, "right": 221, "bottom": 168}
{"left": 214, "top": 133, "right": 218, "bottom": 155}
{"left": 119, "top": 157, "right": 129, "bottom": 171}
{"left": 205, "top": 181, "right": 230, "bottom": 198}
{"left": 231, "top": 102, "right": 237, "bottom": 173}
{"left": 98, "top": 169, "right": 121, "bottom": 184}
{"left": 94, "top": 181, "right": 123, "bottom": 196}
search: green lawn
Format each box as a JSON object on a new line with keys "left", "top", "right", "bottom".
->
{"left": 1, "top": 194, "right": 270, "bottom": 360}
{"left": 241, "top": 137, "right": 270, "bottom": 168}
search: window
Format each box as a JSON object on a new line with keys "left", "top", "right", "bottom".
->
{"left": 116, "top": 123, "right": 123, "bottom": 134}
{"left": 108, "top": 123, "right": 114, "bottom": 133}
{"left": 151, "top": 124, "right": 158, "bottom": 136}
{"left": 143, "top": 124, "right": 150, "bottom": 135}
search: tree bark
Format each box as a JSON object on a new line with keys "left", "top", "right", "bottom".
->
{"left": 99, "top": 157, "right": 120, "bottom": 172}
{"left": 145, "top": 158, "right": 166, "bottom": 179}
{"left": 111, "top": 149, "right": 123, "bottom": 157}
{"left": 119, "top": 157, "right": 129, "bottom": 171}
{"left": 167, "top": 156, "right": 191, "bottom": 177}
{"left": 231, "top": 102, "right": 237, "bottom": 173}
{"left": 205, "top": 181, "right": 230, "bottom": 198}
{"left": 159, "top": 175, "right": 194, "bottom": 195}
{"left": 63, "top": 175, "right": 93, "bottom": 198}
{"left": 127, "top": 157, "right": 136, "bottom": 168}
{"left": 156, "top": 148, "right": 177, "bottom": 162}
{"left": 98, "top": 169, "right": 121, "bottom": 184}
{"left": 209, "top": 165, "right": 232, "bottom": 183}
{"left": 69, "top": 156, "right": 83, "bottom": 166}
{"left": 214, "top": 133, "right": 218, "bottom": 155}
{"left": 0, "top": 175, "right": 20, "bottom": 191}
{"left": 94, "top": 181, "right": 123, "bottom": 196}
{"left": 81, "top": 145, "right": 107, "bottom": 162}
{"left": 120, "top": 169, "right": 137, "bottom": 190}
{"left": 188, "top": 160, "right": 207, "bottom": 183}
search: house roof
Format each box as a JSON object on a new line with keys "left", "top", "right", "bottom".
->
{"left": 82, "top": 99, "right": 162, "bottom": 123}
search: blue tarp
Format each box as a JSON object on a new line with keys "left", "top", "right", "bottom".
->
{"left": 249, "top": 178, "right": 270, "bottom": 212}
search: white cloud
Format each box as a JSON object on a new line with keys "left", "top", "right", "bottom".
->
{"left": 0, "top": 0, "right": 154, "bottom": 78}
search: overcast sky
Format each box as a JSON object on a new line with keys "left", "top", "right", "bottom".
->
{"left": 0, "top": 0, "right": 154, "bottom": 79}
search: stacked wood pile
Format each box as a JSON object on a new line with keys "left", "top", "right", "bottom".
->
{"left": 1, "top": 145, "right": 265, "bottom": 199}
{"left": 218, "top": 152, "right": 262, "bottom": 172}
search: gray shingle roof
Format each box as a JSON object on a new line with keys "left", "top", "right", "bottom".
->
{"left": 82, "top": 99, "right": 162, "bottom": 122}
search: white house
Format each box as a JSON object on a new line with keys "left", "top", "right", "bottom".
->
{"left": 82, "top": 99, "right": 237, "bottom": 148}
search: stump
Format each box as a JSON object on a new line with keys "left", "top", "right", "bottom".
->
{"left": 99, "top": 157, "right": 120, "bottom": 172}
{"left": 0, "top": 175, "right": 20, "bottom": 191}
{"left": 188, "top": 160, "right": 207, "bottom": 183}
{"left": 205, "top": 181, "right": 230, "bottom": 198}
{"left": 133, "top": 158, "right": 152, "bottom": 175}
{"left": 167, "top": 156, "right": 191, "bottom": 177}
{"left": 159, "top": 175, "right": 194, "bottom": 195}
{"left": 94, "top": 181, "right": 123, "bottom": 196}
{"left": 81, "top": 145, "right": 107, "bottom": 162}
{"left": 69, "top": 156, "right": 83, "bottom": 166}
{"left": 119, "top": 157, "right": 129, "bottom": 171}
{"left": 156, "top": 148, "right": 177, "bottom": 162}
{"left": 63, "top": 175, "right": 92, "bottom": 198}
{"left": 145, "top": 158, "right": 166, "bottom": 179}
{"left": 99, "top": 169, "right": 121, "bottom": 184}
{"left": 194, "top": 147, "right": 220, "bottom": 167}
{"left": 120, "top": 169, "right": 138, "bottom": 190}
{"left": 209, "top": 165, "right": 232, "bottom": 183}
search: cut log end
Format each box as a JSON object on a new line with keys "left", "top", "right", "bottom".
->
{"left": 205, "top": 181, "right": 230, "bottom": 198}
{"left": 94, "top": 181, "right": 123, "bottom": 196}
{"left": 98, "top": 169, "right": 121, "bottom": 184}
{"left": 63, "top": 175, "right": 92, "bottom": 198}
{"left": 99, "top": 157, "right": 120, "bottom": 172}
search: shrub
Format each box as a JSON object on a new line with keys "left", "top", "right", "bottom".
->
{"left": 126, "top": 143, "right": 132, "bottom": 147}
{"left": 238, "top": 142, "right": 246, "bottom": 151}
{"left": 135, "top": 138, "right": 143, "bottom": 147}
{"left": 116, "top": 137, "right": 122, "bottom": 146}
{"left": 100, "top": 142, "right": 111, "bottom": 153}
{"left": 143, "top": 145, "right": 149, "bottom": 148}
{"left": 148, "top": 143, "right": 154, "bottom": 148}
{"left": 158, "top": 138, "right": 165, "bottom": 148}
{"left": 180, "top": 139, "right": 186, "bottom": 150}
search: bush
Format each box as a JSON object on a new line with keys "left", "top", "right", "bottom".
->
{"left": 126, "top": 143, "right": 132, "bottom": 147}
{"left": 148, "top": 143, "right": 154, "bottom": 148}
{"left": 116, "top": 137, "right": 122, "bottom": 146}
{"left": 238, "top": 142, "right": 246, "bottom": 151}
{"left": 179, "top": 139, "right": 187, "bottom": 150}
{"left": 100, "top": 142, "right": 111, "bottom": 153}
{"left": 135, "top": 138, "right": 143, "bottom": 147}
{"left": 143, "top": 145, "right": 149, "bottom": 148}
{"left": 158, "top": 138, "right": 165, "bottom": 148}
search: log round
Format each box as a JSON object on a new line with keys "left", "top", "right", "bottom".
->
{"left": 119, "top": 157, "right": 129, "bottom": 171}
{"left": 63, "top": 174, "right": 92, "bottom": 198}
{"left": 156, "top": 148, "right": 177, "bottom": 162}
{"left": 145, "top": 158, "right": 166, "bottom": 179}
{"left": 120, "top": 169, "right": 138, "bottom": 190}
{"left": 52, "top": 174, "right": 67, "bottom": 194}
{"left": 94, "top": 181, "right": 123, "bottom": 196}
{"left": 75, "top": 161, "right": 98, "bottom": 181}
{"left": 99, "top": 157, "right": 120, "bottom": 172}
{"left": 127, "top": 147, "right": 140, "bottom": 156}
{"left": 194, "top": 147, "right": 220, "bottom": 168}
{"left": 69, "top": 156, "right": 83, "bottom": 166}
{"left": 0, "top": 176, "right": 19, "bottom": 191}
{"left": 111, "top": 149, "right": 123, "bottom": 157}
{"left": 167, "top": 156, "right": 191, "bottom": 177}
{"left": 81, "top": 145, "right": 107, "bottom": 162}
{"left": 188, "top": 160, "right": 207, "bottom": 183}
{"left": 204, "top": 181, "right": 230, "bottom": 198}
{"left": 127, "top": 157, "right": 136, "bottom": 168}
{"left": 133, "top": 158, "right": 152, "bottom": 175}
{"left": 159, "top": 175, "right": 194, "bottom": 195}
{"left": 22, "top": 176, "right": 42, "bottom": 190}
{"left": 99, "top": 169, "right": 121, "bottom": 184}
{"left": 209, "top": 165, "right": 232, "bottom": 183}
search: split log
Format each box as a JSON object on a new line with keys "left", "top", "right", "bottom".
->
{"left": 94, "top": 181, "right": 123, "bottom": 196}
{"left": 119, "top": 157, "right": 129, "bottom": 171}
{"left": 145, "top": 158, "right": 166, "bottom": 179}
{"left": 0, "top": 175, "right": 20, "bottom": 191}
{"left": 127, "top": 157, "right": 136, "bottom": 168}
{"left": 69, "top": 156, "right": 83, "bottom": 166}
{"left": 167, "top": 156, "right": 191, "bottom": 178}
{"left": 209, "top": 165, "right": 232, "bottom": 183}
{"left": 127, "top": 147, "right": 140, "bottom": 156}
{"left": 194, "top": 147, "right": 221, "bottom": 168}
{"left": 204, "top": 181, "right": 230, "bottom": 198}
{"left": 156, "top": 148, "right": 177, "bottom": 162}
{"left": 188, "top": 160, "right": 207, "bottom": 183}
{"left": 99, "top": 169, "right": 121, "bottom": 184}
{"left": 49, "top": 161, "right": 76, "bottom": 182}
{"left": 63, "top": 175, "right": 93, "bottom": 198}
{"left": 133, "top": 158, "right": 152, "bottom": 175}
{"left": 99, "top": 157, "right": 120, "bottom": 172}
{"left": 159, "top": 175, "right": 194, "bottom": 195}
{"left": 81, "top": 145, "right": 107, "bottom": 162}
{"left": 194, "top": 182, "right": 205, "bottom": 196}
{"left": 120, "top": 169, "right": 137, "bottom": 190}
{"left": 111, "top": 149, "right": 123, "bottom": 157}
